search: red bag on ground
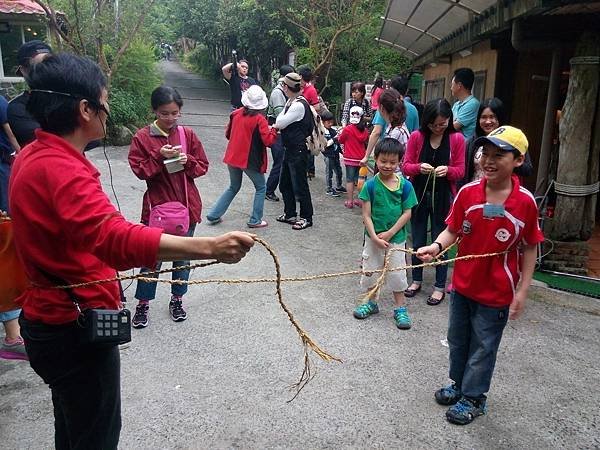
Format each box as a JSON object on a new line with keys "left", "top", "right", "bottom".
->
{"left": 0, "top": 216, "right": 29, "bottom": 313}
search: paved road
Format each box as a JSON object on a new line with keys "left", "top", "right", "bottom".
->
{"left": 2, "top": 61, "right": 600, "bottom": 449}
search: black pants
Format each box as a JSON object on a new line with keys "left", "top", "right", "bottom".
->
{"left": 266, "top": 134, "right": 284, "bottom": 195}
{"left": 19, "top": 314, "right": 121, "bottom": 450}
{"left": 279, "top": 146, "right": 313, "bottom": 221}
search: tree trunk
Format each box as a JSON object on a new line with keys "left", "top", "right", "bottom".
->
{"left": 551, "top": 32, "right": 600, "bottom": 240}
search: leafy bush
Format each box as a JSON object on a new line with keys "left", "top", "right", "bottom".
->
{"left": 106, "top": 40, "right": 160, "bottom": 136}
{"left": 108, "top": 86, "right": 150, "bottom": 132}
{"left": 184, "top": 44, "right": 221, "bottom": 79}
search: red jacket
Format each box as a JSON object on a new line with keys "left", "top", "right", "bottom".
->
{"left": 339, "top": 124, "right": 369, "bottom": 166}
{"left": 224, "top": 109, "right": 278, "bottom": 173}
{"left": 9, "top": 131, "right": 163, "bottom": 325}
{"left": 402, "top": 130, "right": 465, "bottom": 196}
{"left": 128, "top": 123, "right": 209, "bottom": 224}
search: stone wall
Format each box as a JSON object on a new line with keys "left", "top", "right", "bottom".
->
{"left": 542, "top": 240, "right": 589, "bottom": 276}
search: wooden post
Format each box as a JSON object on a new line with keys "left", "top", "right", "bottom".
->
{"left": 550, "top": 32, "right": 600, "bottom": 241}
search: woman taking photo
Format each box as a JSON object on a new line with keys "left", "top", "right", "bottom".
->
{"left": 10, "top": 53, "right": 253, "bottom": 449}
{"left": 128, "top": 86, "right": 210, "bottom": 328}
{"left": 402, "top": 98, "right": 465, "bottom": 305}
{"left": 206, "top": 85, "right": 278, "bottom": 227}
{"left": 459, "top": 97, "right": 532, "bottom": 188}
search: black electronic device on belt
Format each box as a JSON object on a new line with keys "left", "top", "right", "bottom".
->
{"left": 82, "top": 308, "right": 131, "bottom": 345}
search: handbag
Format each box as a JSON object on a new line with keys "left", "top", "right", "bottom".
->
{"left": 147, "top": 126, "right": 190, "bottom": 236}
{"left": 0, "top": 216, "right": 29, "bottom": 313}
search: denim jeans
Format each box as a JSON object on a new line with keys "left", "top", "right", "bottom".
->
{"left": 207, "top": 165, "right": 266, "bottom": 225}
{"left": 279, "top": 147, "right": 313, "bottom": 221}
{"left": 324, "top": 155, "right": 343, "bottom": 190}
{"left": 135, "top": 223, "right": 196, "bottom": 301}
{"left": 447, "top": 291, "right": 509, "bottom": 400}
{"left": 0, "top": 161, "right": 10, "bottom": 213}
{"left": 19, "top": 314, "right": 121, "bottom": 450}
{"left": 410, "top": 191, "right": 449, "bottom": 290}
{"left": 266, "top": 135, "right": 284, "bottom": 195}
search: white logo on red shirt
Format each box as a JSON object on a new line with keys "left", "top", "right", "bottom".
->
{"left": 495, "top": 228, "right": 511, "bottom": 242}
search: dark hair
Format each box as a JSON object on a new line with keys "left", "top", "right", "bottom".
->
{"left": 373, "top": 76, "right": 384, "bottom": 90}
{"left": 378, "top": 88, "right": 406, "bottom": 128}
{"left": 453, "top": 68, "right": 475, "bottom": 91}
{"left": 390, "top": 76, "right": 409, "bottom": 95}
{"left": 475, "top": 97, "right": 506, "bottom": 137}
{"left": 354, "top": 116, "right": 367, "bottom": 132}
{"left": 298, "top": 66, "right": 313, "bottom": 82}
{"left": 239, "top": 59, "right": 249, "bottom": 66}
{"left": 151, "top": 86, "right": 183, "bottom": 110}
{"left": 320, "top": 110, "right": 334, "bottom": 122}
{"left": 286, "top": 83, "right": 301, "bottom": 94}
{"left": 242, "top": 107, "right": 262, "bottom": 116}
{"left": 351, "top": 82, "right": 366, "bottom": 96}
{"left": 26, "top": 53, "right": 107, "bottom": 136}
{"left": 374, "top": 137, "right": 404, "bottom": 160}
{"left": 280, "top": 64, "right": 295, "bottom": 76}
{"left": 419, "top": 98, "right": 454, "bottom": 138}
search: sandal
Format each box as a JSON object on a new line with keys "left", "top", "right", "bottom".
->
{"left": 427, "top": 292, "right": 446, "bottom": 306}
{"left": 276, "top": 214, "right": 297, "bottom": 224}
{"left": 292, "top": 218, "right": 313, "bottom": 230}
{"left": 344, "top": 200, "right": 354, "bottom": 209}
{"left": 404, "top": 284, "right": 422, "bottom": 298}
{"left": 353, "top": 199, "right": 363, "bottom": 207}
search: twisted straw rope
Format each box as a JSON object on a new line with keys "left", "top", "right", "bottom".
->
{"left": 52, "top": 236, "right": 506, "bottom": 400}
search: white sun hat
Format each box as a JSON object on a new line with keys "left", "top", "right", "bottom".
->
{"left": 241, "top": 85, "right": 269, "bottom": 110}
{"left": 349, "top": 105, "right": 364, "bottom": 124}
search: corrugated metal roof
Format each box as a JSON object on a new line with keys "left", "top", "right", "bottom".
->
{"left": 0, "top": 0, "right": 45, "bottom": 15}
{"left": 377, "top": 0, "right": 499, "bottom": 58}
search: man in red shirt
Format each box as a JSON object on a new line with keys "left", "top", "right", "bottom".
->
{"left": 417, "top": 126, "right": 544, "bottom": 426}
{"left": 298, "top": 66, "right": 320, "bottom": 179}
{"left": 9, "top": 53, "right": 254, "bottom": 449}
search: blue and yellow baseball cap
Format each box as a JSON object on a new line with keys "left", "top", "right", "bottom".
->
{"left": 474, "top": 126, "right": 528, "bottom": 155}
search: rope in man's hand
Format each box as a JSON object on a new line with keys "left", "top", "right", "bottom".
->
{"left": 53, "top": 236, "right": 507, "bottom": 401}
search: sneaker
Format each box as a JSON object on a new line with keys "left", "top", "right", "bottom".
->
{"left": 393, "top": 306, "right": 412, "bottom": 329}
{"left": 132, "top": 303, "right": 149, "bottom": 328}
{"left": 206, "top": 217, "right": 222, "bottom": 225}
{"left": 353, "top": 300, "right": 379, "bottom": 319}
{"left": 335, "top": 186, "right": 347, "bottom": 193}
{"left": 326, "top": 189, "right": 340, "bottom": 197}
{"left": 446, "top": 397, "right": 487, "bottom": 425}
{"left": 0, "top": 337, "right": 28, "bottom": 361}
{"left": 435, "top": 383, "right": 462, "bottom": 405}
{"left": 169, "top": 296, "right": 187, "bottom": 322}
{"left": 265, "top": 192, "right": 279, "bottom": 202}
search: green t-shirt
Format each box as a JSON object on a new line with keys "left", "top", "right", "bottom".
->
{"left": 359, "top": 173, "right": 418, "bottom": 244}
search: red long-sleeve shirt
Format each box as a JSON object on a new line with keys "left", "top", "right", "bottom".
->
{"left": 128, "top": 123, "right": 209, "bottom": 224}
{"left": 224, "top": 109, "right": 278, "bottom": 173}
{"left": 9, "top": 131, "right": 163, "bottom": 324}
{"left": 339, "top": 124, "right": 369, "bottom": 166}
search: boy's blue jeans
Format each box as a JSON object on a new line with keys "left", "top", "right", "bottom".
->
{"left": 135, "top": 224, "right": 196, "bottom": 301}
{"left": 448, "top": 291, "right": 509, "bottom": 400}
{"left": 207, "top": 165, "right": 266, "bottom": 225}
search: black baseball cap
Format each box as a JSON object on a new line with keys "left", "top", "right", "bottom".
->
{"left": 16, "top": 40, "right": 52, "bottom": 73}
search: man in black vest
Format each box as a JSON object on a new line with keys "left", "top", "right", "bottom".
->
{"left": 273, "top": 73, "right": 314, "bottom": 230}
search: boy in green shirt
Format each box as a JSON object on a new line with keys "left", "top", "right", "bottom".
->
{"left": 353, "top": 138, "right": 418, "bottom": 329}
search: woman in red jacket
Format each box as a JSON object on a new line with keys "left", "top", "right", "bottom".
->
{"left": 206, "top": 85, "right": 278, "bottom": 228}
{"left": 402, "top": 98, "right": 465, "bottom": 305}
{"left": 10, "top": 53, "right": 253, "bottom": 450}
{"left": 128, "top": 86, "right": 209, "bottom": 328}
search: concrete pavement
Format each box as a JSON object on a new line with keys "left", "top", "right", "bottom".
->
{"left": 1, "top": 61, "right": 599, "bottom": 449}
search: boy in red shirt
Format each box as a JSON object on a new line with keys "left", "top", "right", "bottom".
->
{"left": 417, "top": 126, "right": 544, "bottom": 425}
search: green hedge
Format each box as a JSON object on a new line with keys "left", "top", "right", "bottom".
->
{"left": 184, "top": 45, "right": 221, "bottom": 80}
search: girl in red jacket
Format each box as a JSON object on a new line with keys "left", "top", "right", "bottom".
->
{"left": 402, "top": 98, "right": 465, "bottom": 305}
{"left": 339, "top": 106, "right": 369, "bottom": 208}
{"left": 128, "top": 86, "right": 210, "bottom": 327}
{"left": 206, "top": 85, "right": 278, "bottom": 227}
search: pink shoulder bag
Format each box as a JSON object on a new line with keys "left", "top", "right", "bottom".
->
{"left": 147, "top": 126, "right": 190, "bottom": 236}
